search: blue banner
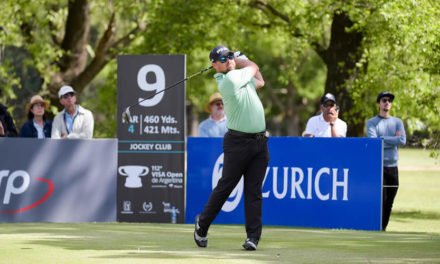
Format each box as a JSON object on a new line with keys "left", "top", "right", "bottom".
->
{"left": 186, "top": 137, "right": 383, "bottom": 231}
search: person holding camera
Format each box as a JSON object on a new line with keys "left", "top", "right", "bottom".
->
{"left": 304, "top": 93, "right": 347, "bottom": 137}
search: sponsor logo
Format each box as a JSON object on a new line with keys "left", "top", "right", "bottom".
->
{"left": 118, "top": 165, "right": 149, "bottom": 188}
{"left": 211, "top": 153, "right": 350, "bottom": 213}
{"left": 150, "top": 165, "right": 184, "bottom": 189}
{"left": 0, "top": 170, "right": 54, "bottom": 213}
{"left": 216, "top": 47, "right": 228, "bottom": 54}
{"left": 140, "top": 201, "right": 156, "bottom": 214}
{"left": 262, "top": 167, "right": 349, "bottom": 201}
{"left": 121, "top": 200, "right": 133, "bottom": 214}
{"left": 212, "top": 153, "right": 244, "bottom": 212}
{"left": 162, "top": 201, "right": 179, "bottom": 223}
{"left": 162, "top": 201, "right": 180, "bottom": 214}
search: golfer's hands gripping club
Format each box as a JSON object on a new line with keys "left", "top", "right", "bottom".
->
{"left": 234, "top": 51, "right": 249, "bottom": 60}
{"left": 122, "top": 107, "right": 131, "bottom": 123}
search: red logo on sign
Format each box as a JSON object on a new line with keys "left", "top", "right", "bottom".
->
{"left": 0, "top": 178, "right": 54, "bottom": 213}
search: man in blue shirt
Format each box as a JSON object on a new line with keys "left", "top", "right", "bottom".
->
{"left": 198, "top": 92, "right": 227, "bottom": 137}
{"left": 51, "top": 85, "right": 94, "bottom": 139}
{"left": 366, "top": 91, "right": 406, "bottom": 231}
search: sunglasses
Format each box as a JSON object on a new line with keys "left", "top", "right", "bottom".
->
{"left": 381, "top": 98, "right": 392, "bottom": 103}
{"left": 213, "top": 101, "right": 223, "bottom": 106}
{"left": 32, "top": 103, "right": 46, "bottom": 108}
{"left": 61, "top": 92, "right": 75, "bottom": 99}
{"left": 323, "top": 103, "right": 335, "bottom": 108}
{"left": 217, "top": 53, "right": 234, "bottom": 63}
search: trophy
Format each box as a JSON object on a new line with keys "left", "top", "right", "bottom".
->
{"left": 118, "top": 165, "right": 149, "bottom": 188}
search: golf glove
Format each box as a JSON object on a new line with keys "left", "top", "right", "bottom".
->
{"left": 234, "top": 51, "right": 248, "bottom": 60}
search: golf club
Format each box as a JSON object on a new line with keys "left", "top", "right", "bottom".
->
{"left": 122, "top": 66, "right": 213, "bottom": 123}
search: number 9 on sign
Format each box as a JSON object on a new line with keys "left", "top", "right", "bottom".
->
{"left": 137, "top": 64, "right": 165, "bottom": 107}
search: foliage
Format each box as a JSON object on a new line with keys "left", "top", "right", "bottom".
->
{"left": 0, "top": 0, "right": 439, "bottom": 146}
{"left": 348, "top": 0, "right": 440, "bottom": 150}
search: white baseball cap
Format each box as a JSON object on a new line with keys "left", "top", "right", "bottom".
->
{"left": 58, "top": 85, "right": 76, "bottom": 98}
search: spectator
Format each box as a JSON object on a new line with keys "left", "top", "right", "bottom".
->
{"left": 304, "top": 93, "right": 347, "bottom": 137}
{"left": 366, "top": 91, "right": 406, "bottom": 231}
{"left": 198, "top": 92, "right": 228, "bottom": 137}
{"left": 51, "top": 85, "right": 94, "bottom": 139}
{"left": 0, "top": 87, "right": 18, "bottom": 137}
{"left": 20, "top": 95, "right": 52, "bottom": 138}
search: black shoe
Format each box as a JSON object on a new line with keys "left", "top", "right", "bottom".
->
{"left": 194, "top": 214, "right": 208, "bottom": 247}
{"left": 242, "top": 237, "right": 259, "bottom": 250}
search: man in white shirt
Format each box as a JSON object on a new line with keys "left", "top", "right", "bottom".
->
{"left": 51, "top": 85, "right": 94, "bottom": 139}
{"left": 198, "top": 92, "right": 228, "bottom": 137}
{"left": 304, "top": 93, "right": 347, "bottom": 137}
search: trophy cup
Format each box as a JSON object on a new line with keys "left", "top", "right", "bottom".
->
{"left": 118, "top": 165, "right": 149, "bottom": 188}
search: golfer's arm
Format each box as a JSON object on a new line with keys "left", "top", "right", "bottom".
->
{"left": 235, "top": 58, "right": 264, "bottom": 88}
{"left": 254, "top": 70, "right": 264, "bottom": 89}
{"left": 235, "top": 58, "right": 258, "bottom": 76}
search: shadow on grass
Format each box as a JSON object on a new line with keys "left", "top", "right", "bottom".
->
{"left": 2, "top": 223, "right": 440, "bottom": 263}
{"left": 392, "top": 210, "right": 440, "bottom": 220}
{"left": 2, "top": 223, "right": 269, "bottom": 262}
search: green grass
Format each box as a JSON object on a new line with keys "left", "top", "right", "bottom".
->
{"left": 399, "top": 148, "right": 440, "bottom": 168}
{"left": 0, "top": 223, "right": 439, "bottom": 264}
{"left": 0, "top": 148, "right": 439, "bottom": 263}
{"left": 388, "top": 170, "right": 440, "bottom": 234}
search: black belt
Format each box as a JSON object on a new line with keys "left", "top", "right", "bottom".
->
{"left": 228, "top": 129, "right": 266, "bottom": 139}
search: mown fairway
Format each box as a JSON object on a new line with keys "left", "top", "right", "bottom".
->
{"left": 0, "top": 222, "right": 439, "bottom": 264}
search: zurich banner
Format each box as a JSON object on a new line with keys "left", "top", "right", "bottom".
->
{"left": 186, "top": 137, "right": 383, "bottom": 231}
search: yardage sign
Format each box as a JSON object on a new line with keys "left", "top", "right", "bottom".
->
{"left": 117, "top": 55, "right": 185, "bottom": 223}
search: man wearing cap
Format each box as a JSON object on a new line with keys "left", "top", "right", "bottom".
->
{"left": 366, "top": 91, "right": 406, "bottom": 231}
{"left": 51, "top": 85, "right": 94, "bottom": 139}
{"left": 0, "top": 87, "right": 18, "bottom": 137}
{"left": 198, "top": 92, "right": 228, "bottom": 137}
{"left": 20, "top": 95, "right": 52, "bottom": 138}
{"left": 194, "top": 45, "right": 269, "bottom": 251}
{"left": 304, "top": 93, "right": 347, "bottom": 137}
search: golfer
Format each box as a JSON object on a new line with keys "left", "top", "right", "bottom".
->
{"left": 194, "top": 45, "right": 269, "bottom": 250}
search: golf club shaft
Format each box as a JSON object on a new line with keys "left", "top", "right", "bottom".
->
{"left": 125, "top": 66, "right": 213, "bottom": 111}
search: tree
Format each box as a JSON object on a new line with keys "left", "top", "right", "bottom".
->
{"left": 244, "top": 0, "right": 377, "bottom": 136}
{"left": 1, "top": 0, "right": 438, "bottom": 152}
{"left": 0, "top": 0, "right": 150, "bottom": 123}
{"left": 348, "top": 0, "right": 440, "bottom": 154}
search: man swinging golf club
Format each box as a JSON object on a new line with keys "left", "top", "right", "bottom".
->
{"left": 194, "top": 45, "right": 270, "bottom": 250}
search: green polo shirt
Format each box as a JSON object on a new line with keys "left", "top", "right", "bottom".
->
{"left": 214, "top": 68, "right": 266, "bottom": 133}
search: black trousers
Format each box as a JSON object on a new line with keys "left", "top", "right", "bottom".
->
{"left": 199, "top": 131, "right": 270, "bottom": 239}
{"left": 382, "top": 166, "right": 399, "bottom": 231}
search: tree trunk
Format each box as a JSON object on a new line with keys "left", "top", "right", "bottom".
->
{"left": 316, "top": 11, "right": 365, "bottom": 137}
{"left": 248, "top": 2, "right": 367, "bottom": 137}
{"left": 48, "top": 0, "right": 91, "bottom": 108}
{"left": 45, "top": 1, "right": 141, "bottom": 111}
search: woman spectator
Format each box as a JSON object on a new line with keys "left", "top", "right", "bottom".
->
{"left": 20, "top": 95, "right": 52, "bottom": 138}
